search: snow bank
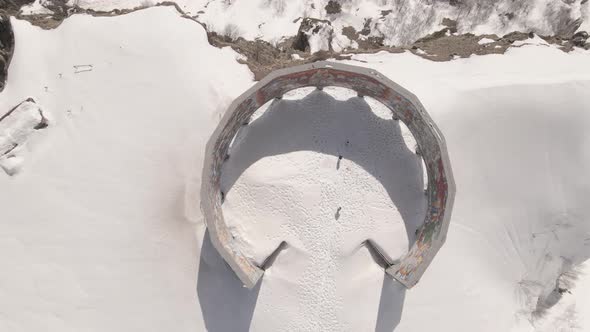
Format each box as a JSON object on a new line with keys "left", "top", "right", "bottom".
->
{"left": 0, "top": 7, "right": 252, "bottom": 331}
{"left": 0, "top": 98, "right": 49, "bottom": 175}
{"left": 220, "top": 46, "right": 590, "bottom": 331}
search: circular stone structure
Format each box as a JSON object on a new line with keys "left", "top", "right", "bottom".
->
{"left": 200, "top": 61, "right": 455, "bottom": 289}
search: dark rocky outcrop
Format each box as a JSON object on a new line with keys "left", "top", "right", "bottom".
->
{"left": 324, "top": 1, "right": 341, "bottom": 15}
{"left": 0, "top": 14, "right": 14, "bottom": 92}
{"left": 291, "top": 17, "right": 332, "bottom": 52}
{"left": 441, "top": 18, "right": 458, "bottom": 33}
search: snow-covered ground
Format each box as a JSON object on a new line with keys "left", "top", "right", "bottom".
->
{"left": 0, "top": 6, "right": 589, "bottom": 332}
{"left": 189, "top": 0, "right": 590, "bottom": 46}
{"left": 0, "top": 99, "right": 50, "bottom": 176}
{"left": 19, "top": 0, "right": 590, "bottom": 49}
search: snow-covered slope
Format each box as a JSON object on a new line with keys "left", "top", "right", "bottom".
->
{"left": 0, "top": 6, "right": 589, "bottom": 332}
{"left": 192, "top": 0, "right": 590, "bottom": 46}
{"left": 20, "top": 0, "right": 590, "bottom": 48}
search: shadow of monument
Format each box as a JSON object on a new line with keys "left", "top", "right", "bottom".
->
{"left": 221, "top": 89, "right": 426, "bottom": 248}
{"left": 375, "top": 275, "right": 406, "bottom": 332}
{"left": 197, "top": 230, "right": 261, "bottom": 332}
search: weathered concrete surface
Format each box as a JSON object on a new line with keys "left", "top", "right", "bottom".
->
{"left": 201, "top": 61, "right": 455, "bottom": 289}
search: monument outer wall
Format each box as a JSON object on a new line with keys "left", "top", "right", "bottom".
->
{"left": 200, "top": 61, "right": 456, "bottom": 289}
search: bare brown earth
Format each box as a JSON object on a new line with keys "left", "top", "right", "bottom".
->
{"left": 0, "top": 1, "right": 588, "bottom": 84}
{"left": 207, "top": 22, "right": 588, "bottom": 80}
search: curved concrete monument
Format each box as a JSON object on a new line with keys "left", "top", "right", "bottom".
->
{"left": 201, "top": 61, "right": 455, "bottom": 289}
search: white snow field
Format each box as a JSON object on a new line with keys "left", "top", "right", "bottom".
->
{"left": 0, "top": 6, "right": 589, "bottom": 332}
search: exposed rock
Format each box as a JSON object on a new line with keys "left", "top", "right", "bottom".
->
{"left": 502, "top": 12, "right": 515, "bottom": 21}
{"left": 0, "top": 14, "right": 14, "bottom": 92}
{"left": 413, "top": 30, "right": 509, "bottom": 61}
{"left": 208, "top": 15, "right": 590, "bottom": 81}
{"left": 292, "top": 20, "right": 311, "bottom": 52}
{"left": 340, "top": 25, "right": 389, "bottom": 50}
{"left": 441, "top": 18, "right": 458, "bottom": 33}
{"left": 415, "top": 27, "right": 454, "bottom": 44}
{"left": 0, "top": 98, "right": 50, "bottom": 176}
{"left": 572, "top": 31, "right": 588, "bottom": 46}
{"left": 207, "top": 31, "right": 299, "bottom": 80}
{"left": 533, "top": 264, "right": 583, "bottom": 319}
{"left": 324, "top": 1, "right": 341, "bottom": 15}
{"left": 0, "top": 0, "right": 35, "bottom": 13}
{"left": 39, "top": 0, "right": 70, "bottom": 18}
{"left": 0, "top": 0, "right": 588, "bottom": 90}
{"left": 341, "top": 26, "right": 359, "bottom": 41}
{"left": 381, "top": 10, "right": 392, "bottom": 17}
{"left": 502, "top": 31, "right": 531, "bottom": 42}
{"left": 360, "top": 18, "right": 372, "bottom": 36}
{"left": 291, "top": 17, "right": 332, "bottom": 53}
